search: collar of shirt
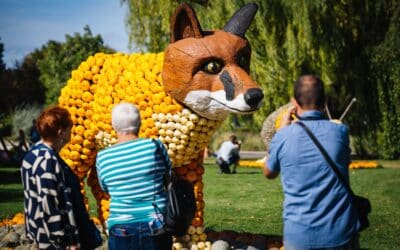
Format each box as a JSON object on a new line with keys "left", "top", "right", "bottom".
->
{"left": 298, "top": 110, "right": 327, "bottom": 121}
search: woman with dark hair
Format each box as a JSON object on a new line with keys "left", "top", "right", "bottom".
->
{"left": 20, "top": 106, "right": 101, "bottom": 249}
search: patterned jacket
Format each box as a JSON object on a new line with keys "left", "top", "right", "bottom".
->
{"left": 21, "top": 142, "right": 79, "bottom": 249}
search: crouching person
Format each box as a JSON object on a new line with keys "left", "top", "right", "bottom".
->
{"left": 216, "top": 135, "right": 241, "bottom": 174}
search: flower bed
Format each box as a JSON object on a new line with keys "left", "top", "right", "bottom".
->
{"left": 239, "top": 159, "right": 381, "bottom": 170}
{"left": 349, "top": 161, "right": 381, "bottom": 169}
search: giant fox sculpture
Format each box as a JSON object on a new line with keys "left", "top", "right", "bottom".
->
{"left": 58, "top": 3, "right": 263, "bottom": 232}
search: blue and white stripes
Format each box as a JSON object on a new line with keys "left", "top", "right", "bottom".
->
{"left": 96, "top": 138, "right": 171, "bottom": 228}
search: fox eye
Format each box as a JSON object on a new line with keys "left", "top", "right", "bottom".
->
{"left": 203, "top": 61, "right": 222, "bottom": 74}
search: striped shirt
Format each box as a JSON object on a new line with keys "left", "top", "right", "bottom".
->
{"left": 96, "top": 138, "right": 171, "bottom": 229}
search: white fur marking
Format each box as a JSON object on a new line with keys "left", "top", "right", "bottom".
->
{"left": 183, "top": 90, "right": 254, "bottom": 120}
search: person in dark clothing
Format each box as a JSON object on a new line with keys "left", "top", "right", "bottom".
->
{"left": 29, "top": 119, "right": 41, "bottom": 145}
{"left": 21, "top": 106, "right": 101, "bottom": 249}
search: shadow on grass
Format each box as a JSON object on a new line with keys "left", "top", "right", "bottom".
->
{"left": 206, "top": 228, "right": 283, "bottom": 248}
{"left": 0, "top": 168, "right": 21, "bottom": 185}
{"left": 235, "top": 171, "right": 261, "bottom": 175}
{"left": 216, "top": 169, "right": 262, "bottom": 175}
{"left": 0, "top": 188, "right": 23, "bottom": 203}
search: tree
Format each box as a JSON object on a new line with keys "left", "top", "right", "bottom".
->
{"left": 37, "top": 25, "right": 114, "bottom": 105}
{"left": 121, "top": 0, "right": 347, "bottom": 125}
{"left": 0, "top": 37, "right": 5, "bottom": 71}
{"left": 0, "top": 40, "right": 45, "bottom": 137}
{"left": 0, "top": 38, "right": 15, "bottom": 116}
{"left": 370, "top": 3, "right": 400, "bottom": 159}
{"left": 12, "top": 51, "right": 46, "bottom": 106}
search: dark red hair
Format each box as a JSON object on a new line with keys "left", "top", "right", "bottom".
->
{"left": 37, "top": 106, "right": 72, "bottom": 141}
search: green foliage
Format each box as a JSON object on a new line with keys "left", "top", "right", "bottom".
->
{"left": 0, "top": 114, "right": 12, "bottom": 137}
{"left": 37, "top": 25, "right": 115, "bottom": 105}
{"left": 122, "top": 0, "right": 173, "bottom": 52}
{"left": 370, "top": 3, "right": 400, "bottom": 159}
{"left": 0, "top": 55, "right": 45, "bottom": 118}
{"left": 0, "top": 38, "right": 14, "bottom": 116}
{"left": 10, "top": 104, "right": 42, "bottom": 139}
{"left": 0, "top": 26, "right": 114, "bottom": 136}
{"left": 14, "top": 53, "right": 46, "bottom": 106}
{"left": 0, "top": 43, "right": 45, "bottom": 134}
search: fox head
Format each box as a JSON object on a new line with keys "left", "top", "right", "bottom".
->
{"left": 162, "top": 3, "right": 264, "bottom": 121}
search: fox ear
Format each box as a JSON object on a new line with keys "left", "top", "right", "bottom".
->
{"left": 170, "top": 3, "right": 203, "bottom": 43}
{"left": 223, "top": 3, "right": 258, "bottom": 38}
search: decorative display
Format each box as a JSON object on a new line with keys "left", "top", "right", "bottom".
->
{"left": 56, "top": 4, "right": 263, "bottom": 247}
{"left": 239, "top": 159, "right": 381, "bottom": 170}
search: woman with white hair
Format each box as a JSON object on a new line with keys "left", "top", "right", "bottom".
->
{"left": 96, "top": 102, "right": 173, "bottom": 250}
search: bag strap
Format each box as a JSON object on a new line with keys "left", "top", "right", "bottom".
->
{"left": 151, "top": 139, "right": 171, "bottom": 216}
{"left": 152, "top": 139, "right": 172, "bottom": 188}
{"left": 296, "top": 121, "right": 354, "bottom": 196}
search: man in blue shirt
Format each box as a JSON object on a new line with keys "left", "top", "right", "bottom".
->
{"left": 263, "top": 75, "right": 360, "bottom": 249}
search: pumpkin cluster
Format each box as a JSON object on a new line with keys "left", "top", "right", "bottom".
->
{"left": 173, "top": 225, "right": 211, "bottom": 250}
{"left": 152, "top": 109, "right": 220, "bottom": 167}
{"left": 58, "top": 52, "right": 221, "bottom": 241}
{"left": 0, "top": 213, "right": 24, "bottom": 227}
{"left": 58, "top": 52, "right": 182, "bottom": 180}
{"left": 239, "top": 159, "right": 381, "bottom": 170}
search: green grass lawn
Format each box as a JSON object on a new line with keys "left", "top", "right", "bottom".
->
{"left": 1, "top": 160, "right": 399, "bottom": 249}
{"left": 0, "top": 167, "right": 24, "bottom": 219}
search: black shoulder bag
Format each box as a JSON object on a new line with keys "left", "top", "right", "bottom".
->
{"left": 53, "top": 146, "right": 102, "bottom": 250}
{"left": 60, "top": 159, "right": 102, "bottom": 249}
{"left": 296, "top": 121, "right": 371, "bottom": 232}
{"left": 153, "top": 139, "right": 196, "bottom": 236}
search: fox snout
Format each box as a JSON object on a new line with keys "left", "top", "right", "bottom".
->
{"left": 245, "top": 88, "right": 264, "bottom": 109}
{"left": 219, "top": 69, "right": 264, "bottom": 109}
{"left": 182, "top": 66, "right": 264, "bottom": 120}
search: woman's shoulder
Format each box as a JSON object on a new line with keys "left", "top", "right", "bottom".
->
{"left": 23, "top": 143, "right": 61, "bottom": 173}
{"left": 28, "top": 142, "right": 57, "bottom": 158}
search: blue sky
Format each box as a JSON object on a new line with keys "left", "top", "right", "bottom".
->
{"left": 0, "top": 0, "right": 130, "bottom": 68}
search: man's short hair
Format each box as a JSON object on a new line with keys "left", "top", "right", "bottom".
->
{"left": 230, "top": 135, "right": 238, "bottom": 143}
{"left": 294, "top": 75, "right": 326, "bottom": 109}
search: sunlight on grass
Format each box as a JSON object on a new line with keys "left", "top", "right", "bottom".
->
{"left": 1, "top": 161, "right": 400, "bottom": 248}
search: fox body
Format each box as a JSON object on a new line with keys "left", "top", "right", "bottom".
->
{"left": 58, "top": 3, "right": 263, "bottom": 227}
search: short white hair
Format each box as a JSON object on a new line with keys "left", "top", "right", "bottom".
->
{"left": 111, "top": 102, "right": 141, "bottom": 135}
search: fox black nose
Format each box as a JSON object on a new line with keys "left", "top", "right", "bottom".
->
{"left": 244, "top": 88, "right": 264, "bottom": 109}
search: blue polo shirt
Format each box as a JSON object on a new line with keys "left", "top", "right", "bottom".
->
{"left": 267, "top": 111, "right": 359, "bottom": 248}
